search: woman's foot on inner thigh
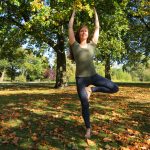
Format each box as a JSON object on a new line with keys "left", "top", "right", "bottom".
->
{"left": 85, "top": 86, "right": 92, "bottom": 100}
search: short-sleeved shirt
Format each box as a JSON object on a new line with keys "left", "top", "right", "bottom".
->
{"left": 71, "top": 41, "right": 97, "bottom": 77}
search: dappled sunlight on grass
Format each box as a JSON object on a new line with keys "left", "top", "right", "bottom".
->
{"left": 0, "top": 89, "right": 56, "bottom": 96}
{"left": 25, "top": 108, "right": 48, "bottom": 115}
{"left": 30, "top": 99, "right": 49, "bottom": 107}
{"left": 0, "top": 83, "right": 149, "bottom": 149}
{"left": 1, "top": 119, "right": 23, "bottom": 129}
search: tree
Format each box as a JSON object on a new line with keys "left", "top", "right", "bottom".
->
{"left": 111, "top": 68, "right": 132, "bottom": 82}
{"left": 23, "top": 52, "right": 49, "bottom": 81}
{"left": 66, "top": 57, "right": 75, "bottom": 82}
{"left": 123, "top": 60, "right": 150, "bottom": 82}
{"left": 44, "top": 67, "right": 56, "bottom": 81}
{"left": 0, "top": 22, "right": 24, "bottom": 81}
{"left": 122, "top": 0, "right": 150, "bottom": 71}
{"left": 95, "top": 0, "right": 129, "bottom": 79}
{"left": 0, "top": 0, "right": 70, "bottom": 87}
{"left": 0, "top": 59, "right": 9, "bottom": 82}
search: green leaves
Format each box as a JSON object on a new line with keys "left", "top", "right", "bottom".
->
{"left": 30, "top": 0, "right": 44, "bottom": 12}
{"left": 96, "top": 1, "right": 129, "bottom": 64}
{"left": 0, "top": 59, "right": 9, "bottom": 70}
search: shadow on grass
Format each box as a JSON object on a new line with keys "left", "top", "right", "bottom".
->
{"left": 128, "top": 102, "right": 150, "bottom": 133}
{"left": 0, "top": 83, "right": 149, "bottom": 149}
{"left": 0, "top": 82, "right": 55, "bottom": 91}
{"left": 0, "top": 90, "right": 87, "bottom": 149}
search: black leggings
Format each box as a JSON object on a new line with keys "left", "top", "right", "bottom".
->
{"left": 76, "top": 74, "right": 119, "bottom": 128}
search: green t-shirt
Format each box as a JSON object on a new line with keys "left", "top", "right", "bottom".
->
{"left": 71, "top": 41, "right": 97, "bottom": 77}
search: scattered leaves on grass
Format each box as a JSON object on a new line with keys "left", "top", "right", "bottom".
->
{"left": 0, "top": 83, "right": 149, "bottom": 149}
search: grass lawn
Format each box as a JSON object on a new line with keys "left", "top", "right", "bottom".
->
{"left": 0, "top": 83, "right": 150, "bottom": 150}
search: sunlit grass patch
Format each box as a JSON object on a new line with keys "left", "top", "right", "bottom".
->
{"left": 0, "top": 89, "right": 55, "bottom": 96}
{"left": 92, "top": 103, "right": 114, "bottom": 111}
{"left": 30, "top": 99, "right": 49, "bottom": 107}
{"left": 1, "top": 119, "right": 23, "bottom": 129}
{"left": 25, "top": 108, "right": 48, "bottom": 115}
{"left": 6, "top": 103, "right": 16, "bottom": 107}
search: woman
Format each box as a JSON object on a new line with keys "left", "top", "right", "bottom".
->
{"left": 68, "top": 8, "right": 119, "bottom": 139}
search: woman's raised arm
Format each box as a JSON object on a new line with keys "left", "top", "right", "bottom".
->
{"left": 92, "top": 8, "right": 100, "bottom": 44}
{"left": 68, "top": 10, "right": 76, "bottom": 45}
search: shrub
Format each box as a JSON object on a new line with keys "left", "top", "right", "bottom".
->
{"left": 16, "top": 75, "right": 26, "bottom": 82}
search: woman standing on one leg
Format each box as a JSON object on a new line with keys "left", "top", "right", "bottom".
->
{"left": 68, "top": 8, "right": 119, "bottom": 139}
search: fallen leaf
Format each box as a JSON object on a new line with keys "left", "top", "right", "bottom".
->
{"left": 2, "top": 140, "right": 9, "bottom": 144}
{"left": 146, "top": 138, "right": 150, "bottom": 145}
{"left": 120, "top": 146, "right": 130, "bottom": 150}
{"left": 140, "top": 146, "right": 148, "bottom": 150}
{"left": 31, "top": 133, "right": 38, "bottom": 141}
{"left": 105, "top": 144, "right": 111, "bottom": 149}
{"left": 103, "top": 137, "right": 112, "bottom": 142}
{"left": 92, "top": 130, "right": 99, "bottom": 135}
{"left": 86, "top": 139, "right": 96, "bottom": 146}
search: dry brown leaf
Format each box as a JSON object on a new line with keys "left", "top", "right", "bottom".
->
{"left": 120, "top": 146, "right": 130, "bottom": 150}
{"left": 105, "top": 144, "right": 111, "bottom": 149}
{"left": 92, "top": 130, "right": 99, "bottom": 135}
{"left": 146, "top": 138, "right": 150, "bottom": 145}
{"left": 103, "top": 137, "right": 112, "bottom": 142}
{"left": 2, "top": 140, "right": 9, "bottom": 144}
{"left": 86, "top": 139, "right": 96, "bottom": 146}
{"left": 31, "top": 133, "right": 38, "bottom": 141}
{"left": 41, "top": 140, "right": 48, "bottom": 146}
{"left": 140, "top": 146, "right": 148, "bottom": 150}
{"left": 127, "top": 128, "right": 140, "bottom": 136}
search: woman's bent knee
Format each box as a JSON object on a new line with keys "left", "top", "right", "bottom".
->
{"left": 113, "top": 85, "right": 119, "bottom": 93}
{"left": 109, "top": 84, "right": 119, "bottom": 93}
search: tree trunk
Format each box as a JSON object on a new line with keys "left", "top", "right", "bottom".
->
{"left": 54, "top": 33, "right": 67, "bottom": 88}
{"left": 10, "top": 66, "right": 16, "bottom": 82}
{"left": 105, "top": 55, "right": 111, "bottom": 80}
{"left": 0, "top": 69, "right": 5, "bottom": 82}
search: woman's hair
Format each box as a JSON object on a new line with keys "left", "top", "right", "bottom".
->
{"left": 75, "top": 25, "right": 90, "bottom": 43}
{"left": 69, "top": 25, "right": 91, "bottom": 61}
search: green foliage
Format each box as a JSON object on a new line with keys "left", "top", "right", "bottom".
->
{"left": 96, "top": 1, "right": 129, "bottom": 64}
{"left": 66, "top": 58, "right": 75, "bottom": 82}
{"left": 95, "top": 62, "right": 105, "bottom": 77}
{"left": 111, "top": 68, "right": 132, "bottom": 82}
{"left": 143, "top": 69, "right": 150, "bottom": 81}
{"left": 123, "top": 60, "right": 150, "bottom": 82}
{"left": 0, "top": 59, "right": 9, "bottom": 70}
{"left": 21, "top": 52, "right": 49, "bottom": 81}
{"left": 6, "top": 61, "right": 19, "bottom": 81}
{"left": 123, "top": 0, "right": 150, "bottom": 70}
{"left": 0, "top": 46, "right": 49, "bottom": 82}
{"left": 16, "top": 74, "right": 26, "bottom": 82}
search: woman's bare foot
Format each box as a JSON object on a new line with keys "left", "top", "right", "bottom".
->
{"left": 85, "top": 128, "right": 91, "bottom": 139}
{"left": 85, "top": 86, "right": 92, "bottom": 100}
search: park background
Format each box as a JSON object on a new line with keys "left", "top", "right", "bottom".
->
{"left": 0, "top": 0, "right": 149, "bottom": 85}
{"left": 0, "top": 0, "right": 150, "bottom": 149}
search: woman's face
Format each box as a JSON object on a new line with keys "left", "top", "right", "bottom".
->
{"left": 79, "top": 27, "right": 89, "bottom": 42}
